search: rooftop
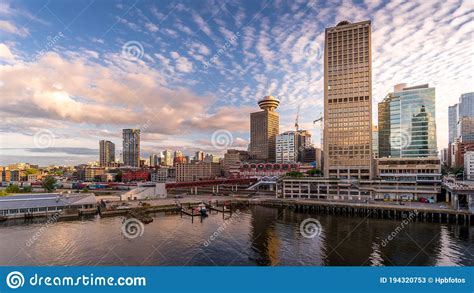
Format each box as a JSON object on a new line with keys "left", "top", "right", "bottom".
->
{"left": 0, "top": 193, "right": 97, "bottom": 210}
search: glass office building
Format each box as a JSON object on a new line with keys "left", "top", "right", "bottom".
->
{"left": 378, "top": 84, "right": 437, "bottom": 158}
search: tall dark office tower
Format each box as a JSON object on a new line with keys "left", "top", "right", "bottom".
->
{"left": 324, "top": 20, "right": 372, "bottom": 179}
{"left": 122, "top": 129, "right": 140, "bottom": 167}
{"left": 249, "top": 95, "right": 280, "bottom": 162}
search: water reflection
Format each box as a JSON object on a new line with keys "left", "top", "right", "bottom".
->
{"left": 0, "top": 206, "right": 472, "bottom": 266}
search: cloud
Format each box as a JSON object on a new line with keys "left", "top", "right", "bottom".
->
{"left": 0, "top": 20, "right": 28, "bottom": 37}
{"left": 170, "top": 51, "right": 193, "bottom": 73}
{"left": 0, "top": 43, "right": 15, "bottom": 61}
{"left": 145, "top": 22, "right": 159, "bottom": 32}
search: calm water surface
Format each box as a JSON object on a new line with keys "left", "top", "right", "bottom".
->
{"left": 0, "top": 206, "right": 472, "bottom": 266}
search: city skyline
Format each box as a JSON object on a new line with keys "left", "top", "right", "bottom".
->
{"left": 0, "top": 0, "right": 473, "bottom": 165}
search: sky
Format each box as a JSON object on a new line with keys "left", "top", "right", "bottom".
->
{"left": 0, "top": 0, "right": 472, "bottom": 166}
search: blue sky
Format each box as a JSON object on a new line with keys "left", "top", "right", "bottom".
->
{"left": 0, "top": 0, "right": 472, "bottom": 166}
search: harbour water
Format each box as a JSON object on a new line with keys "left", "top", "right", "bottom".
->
{"left": 0, "top": 205, "right": 472, "bottom": 266}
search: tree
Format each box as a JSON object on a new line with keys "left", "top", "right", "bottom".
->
{"left": 307, "top": 169, "right": 322, "bottom": 176}
{"left": 42, "top": 175, "right": 57, "bottom": 192}
{"left": 286, "top": 171, "right": 303, "bottom": 177}
{"left": 5, "top": 184, "right": 20, "bottom": 194}
{"left": 115, "top": 171, "right": 122, "bottom": 182}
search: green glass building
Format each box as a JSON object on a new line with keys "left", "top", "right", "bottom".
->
{"left": 378, "top": 84, "right": 437, "bottom": 158}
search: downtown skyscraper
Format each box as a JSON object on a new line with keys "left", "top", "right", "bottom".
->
{"left": 378, "top": 84, "right": 437, "bottom": 158}
{"left": 249, "top": 95, "right": 280, "bottom": 162}
{"left": 323, "top": 20, "right": 372, "bottom": 179}
{"left": 122, "top": 129, "right": 140, "bottom": 167}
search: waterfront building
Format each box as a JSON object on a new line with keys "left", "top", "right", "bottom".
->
{"left": 324, "top": 20, "right": 373, "bottom": 180}
{"left": 99, "top": 140, "right": 115, "bottom": 167}
{"left": 163, "top": 150, "right": 173, "bottom": 167}
{"left": 0, "top": 193, "right": 97, "bottom": 219}
{"left": 281, "top": 177, "right": 440, "bottom": 202}
{"left": 122, "top": 129, "right": 140, "bottom": 167}
{"left": 249, "top": 95, "right": 280, "bottom": 162}
{"left": 378, "top": 84, "right": 437, "bottom": 158}
{"left": 464, "top": 151, "right": 474, "bottom": 180}
{"left": 276, "top": 131, "right": 297, "bottom": 163}
{"left": 443, "top": 179, "right": 474, "bottom": 211}
{"left": 175, "top": 162, "right": 222, "bottom": 182}
{"left": 376, "top": 157, "right": 441, "bottom": 184}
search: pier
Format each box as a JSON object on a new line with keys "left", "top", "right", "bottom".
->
{"left": 248, "top": 198, "right": 473, "bottom": 224}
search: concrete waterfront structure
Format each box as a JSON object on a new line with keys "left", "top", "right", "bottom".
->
{"left": 99, "top": 140, "right": 115, "bottom": 167}
{"left": 378, "top": 84, "right": 437, "bottom": 158}
{"left": 249, "top": 95, "right": 280, "bottom": 162}
{"left": 122, "top": 129, "right": 140, "bottom": 167}
{"left": 281, "top": 177, "right": 440, "bottom": 202}
{"left": 324, "top": 20, "right": 372, "bottom": 180}
{"left": 376, "top": 157, "right": 441, "bottom": 185}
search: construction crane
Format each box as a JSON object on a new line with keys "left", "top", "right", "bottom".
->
{"left": 294, "top": 104, "right": 300, "bottom": 131}
{"left": 313, "top": 113, "right": 323, "bottom": 125}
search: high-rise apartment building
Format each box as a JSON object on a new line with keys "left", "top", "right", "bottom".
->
{"left": 324, "top": 20, "right": 372, "bottom": 179}
{"left": 378, "top": 84, "right": 437, "bottom": 158}
{"left": 99, "top": 140, "right": 115, "bottom": 167}
{"left": 249, "top": 95, "right": 280, "bottom": 162}
{"left": 163, "top": 150, "right": 173, "bottom": 166}
{"left": 122, "top": 129, "right": 140, "bottom": 167}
